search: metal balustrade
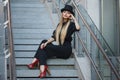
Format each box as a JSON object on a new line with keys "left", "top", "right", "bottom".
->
{"left": 0, "top": 0, "right": 16, "bottom": 80}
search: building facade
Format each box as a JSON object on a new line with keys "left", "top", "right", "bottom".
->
{"left": 80, "top": 0, "right": 120, "bottom": 55}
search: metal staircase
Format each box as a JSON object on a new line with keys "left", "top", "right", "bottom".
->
{"left": 10, "top": 0, "right": 80, "bottom": 80}
{"left": 0, "top": 0, "right": 119, "bottom": 80}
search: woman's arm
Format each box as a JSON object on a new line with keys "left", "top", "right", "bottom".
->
{"left": 70, "top": 14, "right": 80, "bottom": 30}
{"left": 45, "top": 37, "right": 54, "bottom": 44}
{"left": 40, "top": 37, "right": 54, "bottom": 49}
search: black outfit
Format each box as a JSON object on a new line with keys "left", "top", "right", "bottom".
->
{"left": 34, "top": 22, "right": 79, "bottom": 65}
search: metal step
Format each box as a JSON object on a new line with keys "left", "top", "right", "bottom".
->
{"left": 11, "top": 7, "right": 46, "bottom": 13}
{"left": 12, "top": 34, "right": 51, "bottom": 39}
{"left": 12, "top": 29, "right": 53, "bottom": 34}
{"left": 16, "top": 70, "right": 78, "bottom": 78}
{"left": 16, "top": 65, "right": 75, "bottom": 70}
{"left": 6, "top": 38, "right": 50, "bottom": 45}
{"left": 12, "top": 14, "right": 50, "bottom": 19}
{"left": 16, "top": 58, "right": 75, "bottom": 66}
{"left": 13, "top": 39, "right": 43, "bottom": 45}
{"left": 11, "top": 0, "right": 43, "bottom": 3}
{"left": 17, "top": 78, "right": 80, "bottom": 80}
{"left": 14, "top": 45, "right": 38, "bottom": 51}
{"left": 15, "top": 52, "right": 36, "bottom": 58}
{"left": 12, "top": 24, "right": 53, "bottom": 29}
{"left": 11, "top": 3, "right": 45, "bottom": 8}
{"left": 11, "top": 11, "right": 47, "bottom": 16}
{"left": 12, "top": 19, "right": 52, "bottom": 24}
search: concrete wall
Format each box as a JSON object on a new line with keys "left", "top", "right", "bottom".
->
{"left": 119, "top": 0, "right": 120, "bottom": 54}
{"left": 78, "top": 0, "right": 120, "bottom": 79}
{"left": 78, "top": 0, "right": 100, "bottom": 29}
{"left": 86, "top": 0, "right": 100, "bottom": 29}
{"left": 101, "top": 0, "right": 118, "bottom": 53}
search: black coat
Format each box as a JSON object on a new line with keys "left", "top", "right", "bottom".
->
{"left": 34, "top": 22, "right": 79, "bottom": 65}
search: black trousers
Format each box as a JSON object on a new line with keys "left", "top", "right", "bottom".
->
{"left": 34, "top": 40, "right": 72, "bottom": 65}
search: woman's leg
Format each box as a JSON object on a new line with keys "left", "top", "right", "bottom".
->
{"left": 27, "top": 58, "right": 39, "bottom": 69}
{"left": 27, "top": 40, "right": 47, "bottom": 69}
{"left": 38, "top": 65, "right": 51, "bottom": 78}
{"left": 37, "top": 44, "right": 72, "bottom": 78}
{"left": 35, "top": 49, "right": 51, "bottom": 78}
{"left": 44, "top": 44, "right": 72, "bottom": 59}
{"left": 31, "top": 58, "right": 38, "bottom": 63}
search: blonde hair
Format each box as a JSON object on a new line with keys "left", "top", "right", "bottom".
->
{"left": 55, "top": 15, "right": 70, "bottom": 45}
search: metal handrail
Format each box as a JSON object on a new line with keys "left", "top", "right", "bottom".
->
{"left": 76, "top": 32, "right": 103, "bottom": 80}
{"left": 71, "top": 1, "right": 120, "bottom": 79}
{"left": 7, "top": 0, "right": 16, "bottom": 80}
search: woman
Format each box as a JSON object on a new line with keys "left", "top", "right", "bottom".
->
{"left": 27, "top": 5, "right": 80, "bottom": 78}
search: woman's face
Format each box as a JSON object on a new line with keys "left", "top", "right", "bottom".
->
{"left": 62, "top": 11, "right": 71, "bottom": 19}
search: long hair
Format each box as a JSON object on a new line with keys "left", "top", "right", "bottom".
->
{"left": 55, "top": 15, "right": 70, "bottom": 45}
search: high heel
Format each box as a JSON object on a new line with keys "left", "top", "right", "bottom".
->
{"left": 38, "top": 65, "right": 51, "bottom": 78}
{"left": 27, "top": 59, "right": 39, "bottom": 69}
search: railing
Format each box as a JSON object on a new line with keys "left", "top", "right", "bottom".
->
{"left": 73, "top": 2, "right": 120, "bottom": 80}
{"left": 72, "top": 1, "right": 120, "bottom": 80}
{"left": 0, "top": 0, "right": 16, "bottom": 80}
{"left": 76, "top": 32, "right": 103, "bottom": 80}
{"left": 51, "top": 0, "right": 120, "bottom": 80}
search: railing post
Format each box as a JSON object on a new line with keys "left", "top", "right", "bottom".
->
{"left": 119, "top": 0, "right": 120, "bottom": 55}
{"left": 0, "top": 1, "right": 7, "bottom": 80}
{"left": 7, "top": 0, "right": 16, "bottom": 80}
{"left": 0, "top": 0, "right": 16, "bottom": 80}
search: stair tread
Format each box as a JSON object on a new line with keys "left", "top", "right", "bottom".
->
{"left": 11, "top": 7, "right": 46, "bottom": 12}
{"left": 16, "top": 58, "right": 75, "bottom": 65}
{"left": 11, "top": 0, "right": 44, "bottom": 3}
{"left": 12, "top": 23, "right": 54, "bottom": 29}
{"left": 11, "top": 3, "right": 45, "bottom": 8}
{"left": 12, "top": 15, "right": 49, "bottom": 18}
{"left": 13, "top": 39, "right": 45, "bottom": 45}
{"left": 12, "top": 20, "right": 52, "bottom": 24}
{"left": 14, "top": 45, "right": 40, "bottom": 51}
{"left": 13, "top": 29, "right": 54, "bottom": 33}
{"left": 12, "top": 17, "right": 52, "bottom": 23}
{"left": 16, "top": 66, "right": 74, "bottom": 70}
{"left": 14, "top": 52, "right": 40, "bottom": 57}
{"left": 13, "top": 33, "right": 52, "bottom": 40}
{"left": 17, "top": 78, "right": 80, "bottom": 80}
{"left": 16, "top": 70, "right": 78, "bottom": 77}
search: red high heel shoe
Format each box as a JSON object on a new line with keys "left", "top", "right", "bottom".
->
{"left": 27, "top": 59, "right": 39, "bottom": 69}
{"left": 38, "top": 65, "right": 51, "bottom": 78}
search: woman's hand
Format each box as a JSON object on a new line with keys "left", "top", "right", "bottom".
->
{"left": 40, "top": 38, "right": 54, "bottom": 49}
{"left": 70, "top": 14, "right": 80, "bottom": 30}
{"left": 70, "top": 14, "right": 75, "bottom": 20}
{"left": 40, "top": 42, "right": 47, "bottom": 49}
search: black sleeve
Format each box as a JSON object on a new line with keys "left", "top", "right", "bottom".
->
{"left": 71, "top": 22, "right": 80, "bottom": 32}
{"left": 51, "top": 30, "right": 56, "bottom": 40}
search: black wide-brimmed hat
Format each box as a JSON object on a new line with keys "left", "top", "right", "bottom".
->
{"left": 61, "top": 5, "right": 74, "bottom": 15}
